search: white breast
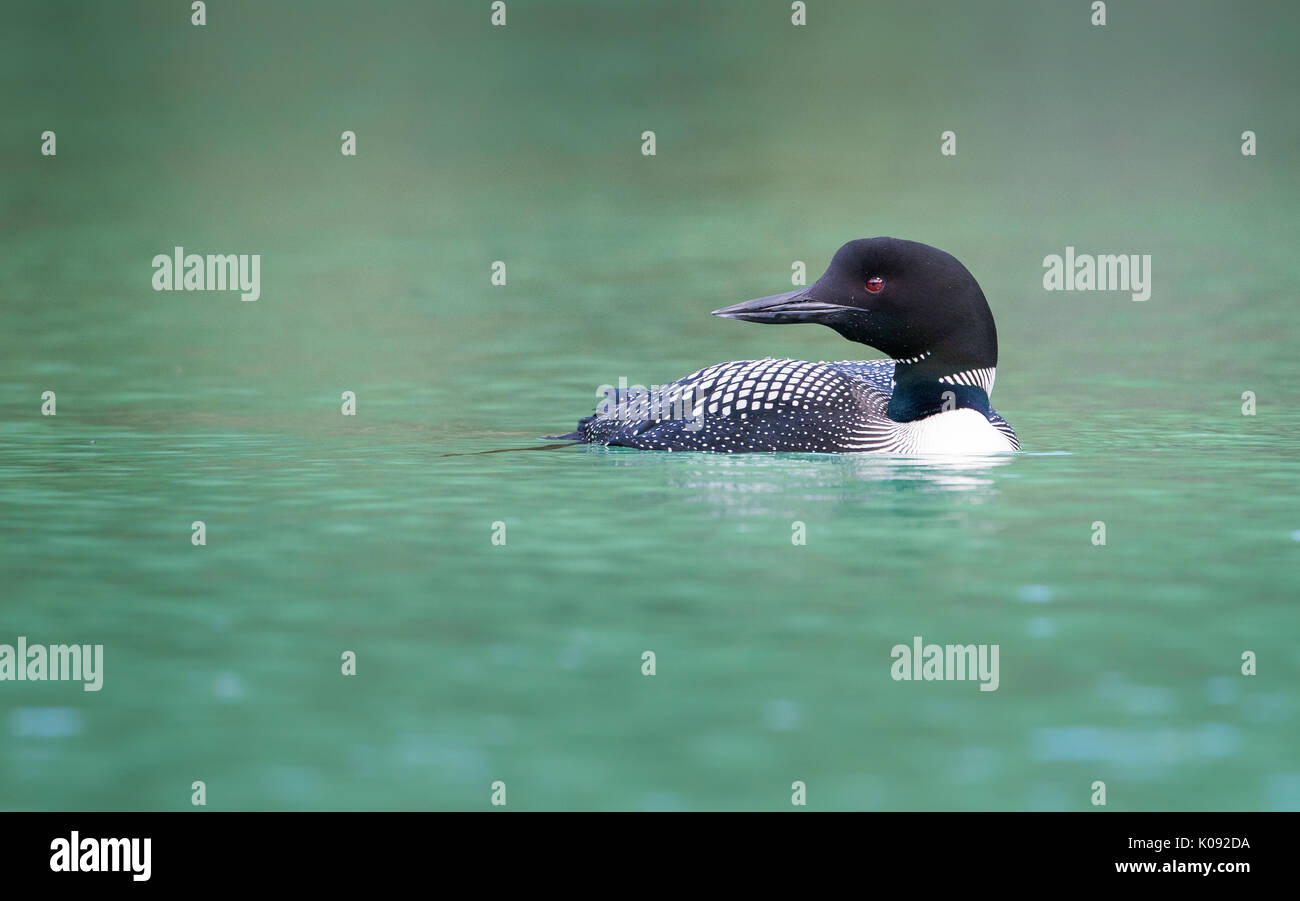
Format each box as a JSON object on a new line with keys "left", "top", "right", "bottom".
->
{"left": 848, "top": 408, "right": 1018, "bottom": 455}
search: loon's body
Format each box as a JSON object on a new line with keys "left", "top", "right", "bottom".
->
{"left": 556, "top": 238, "right": 1020, "bottom": 455}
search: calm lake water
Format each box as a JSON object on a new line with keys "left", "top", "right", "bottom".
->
{"left": 2, "top": 1, "right": 1297, "bottom": 810}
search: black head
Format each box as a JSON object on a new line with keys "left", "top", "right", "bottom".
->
{"left": 712, "top": 237, "right": 998, "bottom": 374}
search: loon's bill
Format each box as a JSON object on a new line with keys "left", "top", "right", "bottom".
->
{"left": 554, "top": 237, "right": 1019, "bottom": 455}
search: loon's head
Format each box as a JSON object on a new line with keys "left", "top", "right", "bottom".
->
{"left": 712, "top": 237, "right": 998, "bottom": 377}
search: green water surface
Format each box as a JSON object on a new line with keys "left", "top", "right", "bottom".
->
{"left": 2, "top": 0, "right": 1298, "bottom": 810}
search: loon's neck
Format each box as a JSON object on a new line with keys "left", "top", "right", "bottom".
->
{"left": 887, "top": 345, "right": 997, "bottom": 423}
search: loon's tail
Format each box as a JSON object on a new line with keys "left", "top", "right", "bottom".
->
{"left": 543, "top": 414, "right": 597, "bottom": 442}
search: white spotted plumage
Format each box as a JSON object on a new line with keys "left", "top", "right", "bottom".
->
{"left": 569, "top": 357, "right": 1018, "bottom": 454}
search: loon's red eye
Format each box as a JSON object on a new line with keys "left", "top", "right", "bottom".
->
{"left": 866, "top": 277, "right": 884, "bottom": 293}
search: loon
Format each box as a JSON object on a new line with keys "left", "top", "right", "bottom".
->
{"left": 555, "top": 237, "right": 1019, "bottom": 454}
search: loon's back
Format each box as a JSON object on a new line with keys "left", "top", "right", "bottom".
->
{"left": 560, "top": 357, "right": 1018, "bottom": 454}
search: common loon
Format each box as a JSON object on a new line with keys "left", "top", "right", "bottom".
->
{"left": 555, "top": 237, "right": 1019, "bottom": 454}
